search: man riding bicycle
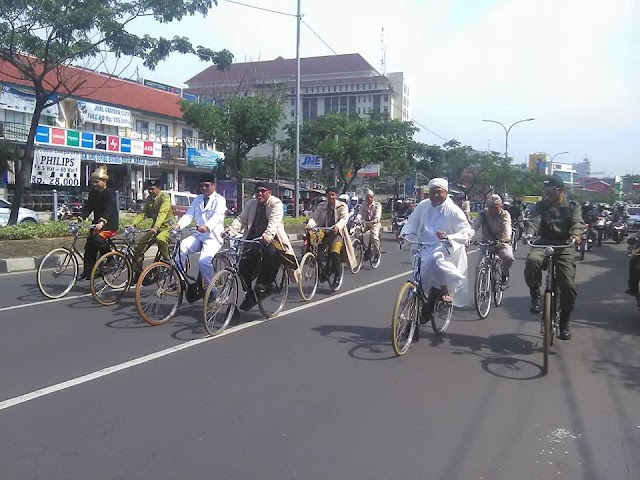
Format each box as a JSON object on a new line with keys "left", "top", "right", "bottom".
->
{"left": 130, "top": 179, "right": 173, "bottom": 284}
{"left": 523, "top": 175, "right": 583, "bottom": 340}
{"left": 305, "top": 187, "right": 357, "bottom": 286}
{"left": 357, "top": 188, "right": 382, "bottom": 261}
{"left": 176, "top": 172, "right": 227, "bottom": 292}
{"left": 226, "top": 182, "right": 299, "bottom": 311}
{"left": 471, "top": 194, "right": 514, "bottom": 283}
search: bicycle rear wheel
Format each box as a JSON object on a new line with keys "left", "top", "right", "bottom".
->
{"left": 37, "top": 248, "right": 78, "bottom": 299}
{"left": 90, "top": 251, "right": 131, "bottom": 306}
{"left": 298, "top": 252, "right": 318, "bottom": 300}
{"left": 369, "top": 244, "right": 381, "bottom": 269}
{"left": 432, "top": 298, "right": 453, "bottom": 335}
{"left": 579, "top": 238, "right": 586, "bottom": 261}
{"left": 542, "top": 291, "right": 552, "bottom": 375}
{"left": 257, "top": 262, "right": 289, "bottom": 319}
{"left": 203, "top": 269, "right": 238, "bottom": 336}
{"left": 351, "top": 238, "right": 363, "bottom": 274}
{"left": 474, "top": 262, "right": 491, "bottom": 318}
{"left": 391, "top": 282, "right": 419, "bottom": 356}
{"left": 136, "top": 262, "right": 182, "bottom": 326}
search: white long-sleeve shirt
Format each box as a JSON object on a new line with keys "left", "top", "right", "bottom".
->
{"left": 177, "top": 192, "right": 227, "bottom": 237}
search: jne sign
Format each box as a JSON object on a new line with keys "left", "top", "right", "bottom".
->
{"left": 31, "top": 149, "right": 82, "bottom": 186}
{"left": 299, "top": 154, "right": 323, "bottom": 170}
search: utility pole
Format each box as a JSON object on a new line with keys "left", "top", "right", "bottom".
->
{"left": 294, "top": 0, "right": 301, "bottom": 217}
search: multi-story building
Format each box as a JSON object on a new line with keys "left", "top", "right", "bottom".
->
{"left": 184, "top": 54, "right": 411, "bottom": 157}
{"left": 0, "top": 59, "right": 222, "bottom": 208}
{"left": 572, "top": 157, "right": 591, "bottom": 179}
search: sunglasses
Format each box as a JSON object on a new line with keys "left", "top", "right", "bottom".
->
{"left": 255, "top": 188, "right": 269, "bottom": 194}
{"left": 200, "top": 183, "right": 213, "bottom": 188}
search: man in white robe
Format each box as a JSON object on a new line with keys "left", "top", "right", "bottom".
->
{"left": 400, "top": 178, "right": 473, "bottom": 307}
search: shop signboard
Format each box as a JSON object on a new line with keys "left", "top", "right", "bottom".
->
{"left": 77, "top": 100, "right": 132, "bottom": 128}
{"left": 186, "top": 147, "right": 224, "bottom": 168}
{"left": 31, "top": 149, "right": 82, "bottom": 186}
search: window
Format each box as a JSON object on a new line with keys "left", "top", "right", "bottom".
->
{"left": 356, "top": 84, "right": 360, "bottom": 91}
{"left": 339, "top": 85, "right": 342, "bottom": 92}
{"left": 333, "top": 86, "right": 337, "bottom": 92}
{"left": 155, "top": 123, "right": 168, "bottom": 143}
{"left": 291, "top": 97, "right": 295, "bottom": 105}
{"left": 383, "top": 106, "right": 389, "bottom": 115}
{"left": 303, "top": 98, "right": 317, "bottom": 122}
{"left": 349, "top": 96, "right": 356, "bottom": 114}
{"left": 182, "top": 128, "right": 194, "bottom": 139}
{"left": 291, "top": 110, "right": 295, "bottom": 118}
{"left": 4, "top": 110, "right": 27, "bottom": 124}
{"left": 136, "top": 120, "right": 149, "bottom": 140}
{"left": 357, "top": 107, "right": 361, "bottom": 114}
{"left": 384, "top": 95, "right": 389, "bottom": 102}
{"left": 290, "top": 87, "right": 295, "bottom": 94}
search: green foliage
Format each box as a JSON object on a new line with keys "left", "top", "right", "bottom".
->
{"left": 282, "top": 114, "right": 416, "bottom": 193}
{"left": 1, "top": 0, "right": 233, "bottom": 224}
{"left": 181, "top": 94, "right": 285, "bottom": 208}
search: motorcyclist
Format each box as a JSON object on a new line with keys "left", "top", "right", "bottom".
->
{"left": 626, "top": 231, "right": 640, "bottom": 307}
{"left": 581, "top": 201, "right": 596, "bottom": 251}
{"left": 398, "top": 198, "right": 415, "bottom": 217}
{"left": 505, "top": 200, "right": 524, "bottom": 239}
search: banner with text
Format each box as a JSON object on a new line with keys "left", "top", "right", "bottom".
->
{"left": 31, "top": 149, "right": 82, "bottom": 186}
{"left": 77, "top": 100, "right": 132, "bottom": 128}
{"left": 298, "top": 154, "right": 323, "bottom": 170}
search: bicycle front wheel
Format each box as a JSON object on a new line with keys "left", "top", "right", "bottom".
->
{"left": 328, "top": 258, "right": 344, "bottom": 292}
{"left": 203, "top": 269, "right": 238, "bottom": 336}
{"left": 579, "top": 238, "right": 586, "bottom": 261}
{"left": 136, "top": 262, "right": 182, "bottom": 326}
{"left": 258, "top": 263, "right": 290, "bottom": 319}
{"left": 37, "top": 248, "right": 78, "bottom": 299}
{"left": 474, "top": 262, "right": 491, "bottom": 318}
{"left": 542, "top": 291, "right": 552, "bottom": 375}
{"left": 492, "top": 259, "right": 504, "bottom": 307}
{"left": 298, "top": 252, "right": 319, "bottom": 300}
{"left": 90, "top": 251, "right": 132, "bottom": 306}
{"left": 391, "top": 282, "right": 419, "bottom": 356}
{"left": 351, "top": 238, "right": 363, "bottom": 274}
{"left": 369, "top": 245, "right": 381, "bottom": 269}
{"left": 432, "top": 298, "right": 453, "bottom": 335}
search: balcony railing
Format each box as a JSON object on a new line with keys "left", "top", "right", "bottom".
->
{"left": 0, "top": 121, "right": 30, "bottom": 142}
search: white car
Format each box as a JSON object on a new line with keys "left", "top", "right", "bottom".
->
{"left": 0, "top": 198, "right": 40, "bottom": 226}
{"left": 626, "top": 205, "right": 640, "bottom": 232}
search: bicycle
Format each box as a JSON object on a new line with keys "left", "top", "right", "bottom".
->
{"left": 525, "top": 237, "right": 575, "bottom": 375}
{"left": 391, "top": 235, "right": 454, "bottom": 356}
{"left": 472, "top": 240, "right": 507, "bottom": 319}
{"left": 134, "top": 227, "right": 207, "bottom": 326}
{"left": 89, "top": 226, "right": 165, "bottom": 306}
{"left": 202, "top": 236, "right": 290, "bottom": 335}
{"left": 300, "top": 226, "right": 344, "bottom": 292}
{"left": 350, "top": 218, "right": 381, "bottom": 273}
{"left": 392, "top": 214, "right": 408, "bottom": 250}
{"left": 37, "top": 222, "right": 110, "bottom": 299}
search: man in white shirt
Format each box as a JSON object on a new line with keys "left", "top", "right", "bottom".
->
{"left": 176, "top": 172, "right": 227, "bottom": 288}
{"left": 401, "top": 178, "right": 474, "bottom": 306}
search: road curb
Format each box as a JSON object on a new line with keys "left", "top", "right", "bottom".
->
{"left": 0, "top": 229, "right": 393, "bottom": 273}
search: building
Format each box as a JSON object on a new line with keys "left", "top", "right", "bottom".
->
{"left": 184, "top": 53, "right": 411, "bottom": 158}
{"left": 572, "top": 157, "right": 591, "bottom": 179}
{"left": 0, "top": 58, "right": 223, "bottom": 209}
{"left": 549, "top": 162, "right": 577, "bottom": 185}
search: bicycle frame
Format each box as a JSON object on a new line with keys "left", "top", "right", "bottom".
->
{"left": 219, "top": 236, "right": 263, "bottom": 294}
{"left": 307, "top": 227, "right": 336, "bottom": 280}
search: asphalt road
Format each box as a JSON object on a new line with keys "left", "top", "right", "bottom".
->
{"left": 1, "top": 236, "right": 639, "bottom": 480}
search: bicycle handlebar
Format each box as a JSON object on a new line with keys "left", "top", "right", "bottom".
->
{"left": 471, "top": 240, "right": 500, "bottom": 247}
{"left": 525, "top": 238, "right": 576, "bottom": 249}
{"left": 400, "top": 234, "right": 452, "bottom": 248}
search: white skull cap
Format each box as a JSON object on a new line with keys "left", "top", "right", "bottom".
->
{"left": 427, "top": 177, "right": 448, "bottom": 191}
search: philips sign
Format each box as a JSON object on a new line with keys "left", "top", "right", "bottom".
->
{"left": 299, "top": 154, "right": 323, "bottom": 170}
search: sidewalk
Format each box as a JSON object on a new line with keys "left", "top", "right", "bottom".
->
{"left": 0, "top": 225, "right": 393, "bottom": 274}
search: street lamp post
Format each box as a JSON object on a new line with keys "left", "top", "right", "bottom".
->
{"left": 482, "top": 117, "right": 535, "bottom": 160}
{"left": 537, "top": 151, "right": 569, "bottom": 176}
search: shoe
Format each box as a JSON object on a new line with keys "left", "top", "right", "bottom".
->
{"left": 559, "top": 325, "right": 572, "bottom": 340}
{"left": 625, "top": 288, "right": 638, "bottom": 297}
{"left": 254, "top": 283, "right": 273, "bottom": 300}
{"left": 412, "top": 323, "right": 420, "bottom": 342}
{"left": 131, "top": 272, "right": 141, "bottom": 285}
{"left": 76, "top": 273, "right": 87, "bottom": 282}
{"left": 530, "top": 297, "right": 541, "bottom": 314}
{"left": 239, "top": 293, "right": 257, "bottom": 311}
{"left": 141, "top": 273, "right": 157, "bottom": 286}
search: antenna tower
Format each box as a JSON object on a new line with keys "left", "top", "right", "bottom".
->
{"left": 380, "top": 27, "right": 386, "bottom": 75}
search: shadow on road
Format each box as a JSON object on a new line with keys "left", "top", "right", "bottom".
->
{"left": 312, "top": 324, "right": 396, "bottom": 360}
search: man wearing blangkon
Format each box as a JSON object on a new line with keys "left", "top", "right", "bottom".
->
{"left": 524, "top": 176, "right": 583, "bottom": 340}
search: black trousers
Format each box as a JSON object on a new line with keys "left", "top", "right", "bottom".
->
{"left": 524, "top": 248, "right": 577, "bottom": 314}
{"left": 82, "top": 231, "right": 112, "bottom": 276}
{"left": 239, "top": 243, "right": 280, "bottom": 294}
{"left": 628, "top": 255, "right": 640, "bottom": 295}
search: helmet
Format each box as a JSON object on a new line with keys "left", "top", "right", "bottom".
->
{"left": 581, "top": 200, "right": 590, "bottom": 207}
{"left": 351, "top": 195, "right": 359, "bottom": 201}
{"left": 338, "top": 194, "right": 349, "bottom": 202}
{"left": 396, "top": 199, "right": 403, "bottom": 204}
{"left": 503, "top": 201, "right": 511, "bottom": 207}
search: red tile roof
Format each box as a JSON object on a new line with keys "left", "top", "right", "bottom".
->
{"left": 185, "top": 54, "right": 379, "bottom": 88}
{"left": 0, "top": 58, "right": 184, "bottom": 119}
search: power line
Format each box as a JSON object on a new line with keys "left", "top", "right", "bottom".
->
{"left": 299, "top": 19, "right": 450, "bottom": 143}
{"left": 223, "top": 0, "right": 297, "bottom": 17}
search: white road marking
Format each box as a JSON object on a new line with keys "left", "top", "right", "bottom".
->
{"left": 0, "top": 270, "right": 411, "bottom": 411}
{"left": 0, "top": 294, "right": 92, "bottom": 312}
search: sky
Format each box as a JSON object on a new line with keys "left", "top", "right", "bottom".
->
{"left": 118, "top": 0, "right": 639, "bottom": 176}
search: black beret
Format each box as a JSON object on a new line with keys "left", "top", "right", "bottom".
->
{"left": 325, "top": 186, "right": 339, "bottom": 194}
{"left": 543, "top": 175, "right": 564, "bottom": 189}
{"left": 147, "top": 179, "right": 161, "bottom": 188}
{"left": 199, "top": 171, "right": 216, "bottom": 183}
{"left": 254, "top": 181, "right": 270, "bottom": 191}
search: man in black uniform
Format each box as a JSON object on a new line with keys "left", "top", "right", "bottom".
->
{"left": 524, "top": 176, "right": 583, "bottom": 340}
{"left": 76, "top": 165, "right": 119, "bottom": 281}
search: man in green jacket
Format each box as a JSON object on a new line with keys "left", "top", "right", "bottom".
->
{"left": 130, "top": 180, "right": 173, "bottom": 283}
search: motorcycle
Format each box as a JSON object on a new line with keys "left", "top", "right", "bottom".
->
{"left": 610, "top": 220, "right": 627, "bottom": 244}
{"left": 576, "top": 224, "right": 594, "bottom": 260}
{"left": 511, "top": 220, "right": 523, "bottom": 252}
{"left": 594, "top": 215, "right": 606, "bottom": 246}
{"left": 627, "top": 237, "right": 640, "bottom": 308}
{"left": 57, "top": 204, "right": 74, "bottom": 220}
{"left": 392, "top": 215, "right": 408, "bottom": 249}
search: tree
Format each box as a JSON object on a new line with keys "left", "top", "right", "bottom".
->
{"left": 1, "top": 0, "right": 233, "bottom": 224}
{"left": 181, "top": 94, "right": 284, "bottom": 210}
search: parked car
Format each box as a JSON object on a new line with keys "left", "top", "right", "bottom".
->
{"left": 163, "top": 191, "right": 198, "bottom": 218}
{"left": 626, "top": 205, "right": 640, "bottom": 232}
{"left": 0, "top": 198, "right": 40, "bottom": 226}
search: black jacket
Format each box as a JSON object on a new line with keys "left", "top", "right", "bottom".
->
{"left": 80, "top": 187, "right": 119, "bottom": 231}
